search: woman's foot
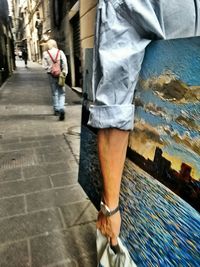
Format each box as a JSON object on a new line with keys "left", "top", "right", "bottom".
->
{"left": 59, "top": 110, "right": 65, "bottom": 121}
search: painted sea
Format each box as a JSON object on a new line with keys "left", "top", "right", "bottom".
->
{"left": 121, "top": 160, "right": 200, "bottom": 266}
{"left": 79, "top": 126, "right": 200, "bottom": 266}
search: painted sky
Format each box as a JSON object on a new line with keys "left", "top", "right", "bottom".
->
{"left": 141, "top": 37, "right": 200, "bottom": 85}
{"left": 132, "top": 37, "right": 200, "bottom": 179}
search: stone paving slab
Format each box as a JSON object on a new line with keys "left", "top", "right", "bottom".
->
{"left": 60, "top": 201, "right": 97, "bottom": 227}
{"left": 41, "top": 151, "right": 70, "bottom": 163}
{"left": 0, "top": 240, "right": 30, "bottom": 267}
{"left": 20, "top": 135, "right": 54, "bottom": 142}
{"left": 0, "top": 141, "right": 40, "bottom": 152}
{"left": 35, "top": 145, "right": 64, "bottom": 155}
{"left": 0, "top": 209, "right": 63, "bottom": 244}
{"left": 0, "top": 196, "right": 25, "bottom": 218}
{"left": 0, "top": 176, "right": 52, "bottom": 198}
{"left": 50, "top": 172, "right": 78, "bottom": 187}
{"left": 0, "top": 168, "right": 22, "bottom": 182}
{"left": 30, "top": 223, "right": 96, "bottom": 267}
{"left": 26, "top": 185, "right": 86, "bottom": 212}
{"left": 38, "top": 139, "right": 67, "bottom": 147}
{"left": 0, "top": 137, "right": 20, "bottom": 144}
{"left": 0, "top": 150, "right": 38, "bottom": 170}
{"left": 22, "top": 162, "right": 71, "bottom": 179}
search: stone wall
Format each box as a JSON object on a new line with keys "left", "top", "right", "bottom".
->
{"left": 80, "top": 0, "right": 97, "bottom": 64}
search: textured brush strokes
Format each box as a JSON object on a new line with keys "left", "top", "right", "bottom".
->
{"left": 79, "top": 37, "right": 200, "bottom": 266}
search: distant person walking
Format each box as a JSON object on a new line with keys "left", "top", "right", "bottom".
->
{"left": 43, "top": 39, "right": 68, "bottom": 121}
{"left": 18, "top": 50, "right": 22, "bottom": 60}
{"left": 22, "top": 48, "right": 28, "bottom": 67}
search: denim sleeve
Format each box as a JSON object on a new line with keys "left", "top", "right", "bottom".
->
{"left": 88, "top": 0, "right": 151, "bottom": 130}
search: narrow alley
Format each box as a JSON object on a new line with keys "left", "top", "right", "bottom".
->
{"left": 0, "top": 60, "right": 97, "bottom": 267}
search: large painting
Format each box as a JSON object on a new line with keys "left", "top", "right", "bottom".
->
{"left": 79, "top": 37, "right": 200, "bottom": 266}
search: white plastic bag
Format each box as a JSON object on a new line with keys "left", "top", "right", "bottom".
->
{"left": 97, "top": 230, "right": 137, "bottom": 267}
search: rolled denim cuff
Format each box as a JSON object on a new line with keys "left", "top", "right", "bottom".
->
{"left": 88, "top": 104, "right": 135, "bottom": 131}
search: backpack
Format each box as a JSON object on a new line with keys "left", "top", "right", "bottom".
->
{"left": 47, "top": 49, "right": 61, "bottom": 77}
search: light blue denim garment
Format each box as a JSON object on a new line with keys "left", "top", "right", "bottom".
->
{"left": 48, "top": 74, "right": 65, "bottom": 112}
{"left": 88, "top": 0, "right": 200, "bottom": 130}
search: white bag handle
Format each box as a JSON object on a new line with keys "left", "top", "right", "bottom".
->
{"left": 96, "top": 230, "right": 137, "bottom": 267}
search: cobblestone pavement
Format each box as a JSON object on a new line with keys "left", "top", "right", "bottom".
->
{"left": 0, "top": 60, "right": 97, "bottom": 267}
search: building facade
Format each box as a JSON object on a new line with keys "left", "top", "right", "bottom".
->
{"left": 10, "top": 0, "right": 98, "bottom": 88}
{"left": 80, "top": 0, "right": 97, "bottom": 62}
{"left": 0, "top": 0, "right": 15, "bottom": 86}
{"left": 67, "top": 0, "right": 97, "bottom": 88}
